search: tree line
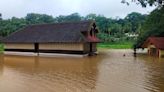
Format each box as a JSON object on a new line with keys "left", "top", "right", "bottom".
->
{"left": 0, "top": 12, "right": 146, "bottom": 43}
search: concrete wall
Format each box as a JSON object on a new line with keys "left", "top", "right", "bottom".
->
{"left": 39, "top": 43, "right": 84, "bottom": 51}
{"left": 5, "top": 43, "right": 34, "bottom": 49}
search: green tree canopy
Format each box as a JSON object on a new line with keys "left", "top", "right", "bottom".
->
{"left": 25, "top": 13, "right": 54, "bottom": 24}
{"left": 122, "top": 0, "right": 164, "bottom": 7}
{"left": 136, "top": 7, "right": 164, "bottom": 48}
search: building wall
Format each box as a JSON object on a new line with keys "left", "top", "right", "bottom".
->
{"left": 92, "top": 43, "right": 97, "bottom": 52}
{"left": 147, "top": 44, "right": 164, "bottom": 58}
{"left": 83, "top": 43, "right": 97, "bottom": 53}
{"left": 83, "top": 43, "right": 90, "bottom": 53}
{"left": 159, "top": 50, "right": 164, "bottom": 58}
{"left": 5, "top": 43, "right": 34, "bottom": 49}
{"left": 148, "top": 44, "right": 157, "bottom": 56}
{"left": 39, "top": 43, "right": 84, "bottom": 51}
{"left": 4, "top": 43, "right": 98, "bottom": 54}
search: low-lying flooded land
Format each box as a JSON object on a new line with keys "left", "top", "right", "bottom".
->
{"left": 0, "top": 49, "right": 164, "bottom": 92}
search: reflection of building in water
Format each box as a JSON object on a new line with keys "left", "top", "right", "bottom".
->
{"left": 2, "top": 55, "right": 102, "bottom": 92}
{"left": 142, "top": 37, "right": 164, "bottom": 58}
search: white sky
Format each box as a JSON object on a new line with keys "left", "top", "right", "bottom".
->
{"left": 0, "top": 0, "right": 155, "bottom": 19}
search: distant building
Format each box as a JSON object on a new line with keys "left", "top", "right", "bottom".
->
{"left": 2, "top": 20, "right": 100, "bottom": 55}
{"left": 125, "top": 33, "right": 138, "bottom": 38}
{"left": 142, "top": 37, "right": 164, "bottom": 58}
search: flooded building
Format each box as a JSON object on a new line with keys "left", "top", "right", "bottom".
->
{"left": 142, "top": 37, "right": 164, "bottom": 58}
{"left": 2, "top": 20, "right": 100, "bottom": 55}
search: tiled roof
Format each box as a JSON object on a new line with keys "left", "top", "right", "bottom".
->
{"left": 2, "top": 20, "right": 100, "bottom": 43}
{"left": 142, "top": 37, "right": 164, "bottom": 49}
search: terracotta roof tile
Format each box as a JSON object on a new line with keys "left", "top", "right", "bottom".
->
{"left": 142, "top": 37, "right": 164, "bottom": 49}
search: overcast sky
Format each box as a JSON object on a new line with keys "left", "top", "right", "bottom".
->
{"left": 0, "top": 0, "right": 155, "bottom": 19}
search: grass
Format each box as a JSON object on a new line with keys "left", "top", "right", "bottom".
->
{"left": 98, "top": 41, "right": 134, "bottom": 49}
{"left": 0, "top": 44, "right": 4, "bottom": 52}
{"left": 0, "top": 42, "right": 133, "bottom": 52}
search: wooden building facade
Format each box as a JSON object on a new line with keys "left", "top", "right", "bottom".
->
{"left": 142, "top": 37, "right": 164, "bottom": 58}
{"left": 2, "top": 21, "right": 100, "bottom": 55}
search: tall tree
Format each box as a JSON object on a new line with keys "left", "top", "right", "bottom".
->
{"left": 25, "top": 13, "right": 54, "bottom": 24}
{"left": 136, "top": 7, "right": 164, "bottom": 47}
{"left": 122, "top": 0, "right": 164, "bottom": 7}
{"left": 56, "top": 13, "right": 82, "bottom": 23}
{"left": 125, "top": 12, "right": 146, "bottom": 32}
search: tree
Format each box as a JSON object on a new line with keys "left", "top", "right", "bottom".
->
{"left": 135, "top": 7, "right": 164, "bottom": 47}
{"left": 122, "top": 0, "right": 164, "bottom": 7}
{"left": 125, "top": 12, "right": 146, "bottom": 32}
{"left": 85, "top": 13, "right": 97, "bottom": 20}
{"left": 55, "top": 13, "right": 82, "bottom": 23}
{"left": 25, "top": 13, "right": 54, "bottom": 24}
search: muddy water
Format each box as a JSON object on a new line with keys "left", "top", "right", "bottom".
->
{"left": 0, "top": 49, "right": 164, "bottom": 92}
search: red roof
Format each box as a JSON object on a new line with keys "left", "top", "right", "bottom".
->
{"left": 87, "top": 35, "right": 101, "bottom": 43}
{"left": 142, "top": 37, "right": 164, "bottom": 49}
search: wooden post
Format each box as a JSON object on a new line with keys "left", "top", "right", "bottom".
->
{"left": 89, "top": 43, "right": 93, "bottom": 56}
{"left": 34, "top": 43, "right": 39, "bottom": 55}
{"left": 133, "top": 45, "right": 137, "bottom": 57}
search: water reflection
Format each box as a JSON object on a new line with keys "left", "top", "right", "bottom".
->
{"left": 138, "top": 54, "right": 164, "bottom": 92}
{"left": 0, "top": 50, "right": 163, "bottom": 92}
{"left": 0, "top": 54, "right": 102, "bottom": 92}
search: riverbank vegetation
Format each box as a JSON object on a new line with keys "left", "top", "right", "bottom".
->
{"left": 0, "top": 0, "right": 163, "bottom": 49}
{"left": 122, "top": 0, "right": 164, "bottom": 48}
{"left": 98, "top": 41, "right": 133, "bottom": 49}
{"left": 0, "top": 12, "right": 146, "bottom": 49}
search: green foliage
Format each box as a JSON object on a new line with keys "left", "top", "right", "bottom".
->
{"left": 125, "top": 12, "right": 146, "bottom": 32}
{"left": 98, "top": 41, "right": 133, "bottom": 49}
{"left": 0, "top": 12, "right": 146, "bottom": 45}
{"left": 56, "top": 13, "right": 82, "bottom": 23}
{"left": 0, "top": 44, "right": 4, "bottom": 52}
{"left": 136, "top": 7, "right": 164, "bottom": 47}
{"left": 25, "top": 13, "right": 54, "bottom": 24}
{"left": 122, "top": 0, "right": 163, "bottom": 7}
{"left": 0, "top": 17, "right": 26, "bottom": 36}
{"left": 92, "top": 12, "right": 146, "bottom": 42}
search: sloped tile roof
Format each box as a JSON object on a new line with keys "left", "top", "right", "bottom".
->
{"left": 142, "top": 37, "right": 164, "bottom": 49}
{"left": 3, "top": 20, "right": 100, "bottom": 43}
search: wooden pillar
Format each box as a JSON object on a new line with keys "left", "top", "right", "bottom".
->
{"left": 158, "top": 49, "right": 161, "bottom": 58}
{"left": 34, "top": 43, "right": 39, "bottom": 55}
{"left": 89, "top": 43, "right": 93, "bottom": 56}
{"left": 90, "top": 43, "right": 92, "bottom": 53}
{"left": 133, "top": 45, "right": 137, "bottom": 57}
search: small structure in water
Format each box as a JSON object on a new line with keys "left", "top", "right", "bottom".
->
{"left": 142, "top": 37, "right": 164, "bottom": 58}
{"left": 2, "top": 20, "right": 100, "bottom": 56}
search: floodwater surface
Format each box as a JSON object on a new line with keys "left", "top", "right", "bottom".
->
{"left": 0, "top": 49, "right": 164, "bottom": 92}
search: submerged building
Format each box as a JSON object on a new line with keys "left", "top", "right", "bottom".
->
{"left": 2, "top": 20, "right": 100, "bottom": 55}
{"left": 142, "top": 37, "right": 164, "bottom": 58}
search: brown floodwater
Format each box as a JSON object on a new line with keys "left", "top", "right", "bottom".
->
{"left": 0, "top": 49, "right": 164, "bottom": 92}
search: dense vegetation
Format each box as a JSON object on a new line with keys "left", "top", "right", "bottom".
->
{"left": 0, "top": 12, "right": 146, "bottom": 44}
{"left": 127, "top": 0, "right": 164, "bottom": 48}
{"left": 0, "top": 0, "right": 163, "bottom": 49}
{"left": 135, "top": 7, "right": 164, "bottom": 48}
{"left": 122, "top": 0, "right": 164, "bottom": 7}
